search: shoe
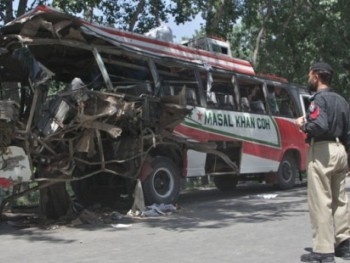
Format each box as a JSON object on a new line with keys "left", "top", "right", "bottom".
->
{"left": 300, "top": 252, "right": 335, "bottom": 263}
{"left": 335, "top": 239, "right": 350, "bottom": 259}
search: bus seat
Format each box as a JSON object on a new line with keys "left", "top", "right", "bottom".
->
{"left": 250, "top": 100, "right": 266, "bottom": 114}
{"left": 240, "top": 97, "right": 250, "bottom": 111}
{"left": 280, "top": 100, "right": 293, "bottom": 117}
{"left": 215, "top": 93, "right": 225, "bottom": 105}
{"left": 186, "top": 88, "right": 198, "bottom": 106}
{"left": 216, "top": 93, "right": 235, "bottom": 110}
{"left": 116, "top": 82, "right": 152, "bottom": 96}
{"left": 207, "top": 92, "right": 217, "bottom": 107}
{"left": 224, "top": 95, "right": 236, "bottom": 110}
{"left": 163, "top": 85, "right": 175, "bottom": 96}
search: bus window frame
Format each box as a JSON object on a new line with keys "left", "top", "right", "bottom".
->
{"left": 234, "top": 75, "right": 267, "bottom": 114}
{"left": 207, "top": 75, "right": 239, "bottom": 110}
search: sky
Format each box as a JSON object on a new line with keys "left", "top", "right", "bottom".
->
{"left": 168, "top": 14, "right": 203, "bottom": 43}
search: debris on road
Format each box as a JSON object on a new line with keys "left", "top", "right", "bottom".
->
{"left": 245, "top": 194, "right": 278, "bottom": 199}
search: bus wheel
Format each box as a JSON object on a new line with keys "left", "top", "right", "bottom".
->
{"left": 277, "top": 154, "right": 297, "bottom": 190}
{"left": 142, "top": 157, "right": 181, "bottom": 205}
{"left": 213, "top": 175, "right": 238, "bottom": 192}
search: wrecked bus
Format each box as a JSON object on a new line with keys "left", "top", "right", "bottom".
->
{"left": 0, "top": 6, "right": 309, "bottom": 218}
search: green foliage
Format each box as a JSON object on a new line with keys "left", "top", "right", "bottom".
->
{"left": 198, "top": 0, "right": 242, "bottom": 39}
{"left": 51, "top": 0, "right": 173, "bottom": 33}
{"left": 231, "top": 22, "right": 255, "bottom": 60}
{"left": 169, "top": 0, "right": 200, "bottom": 24}
{"left": 234, "top": 0, "right": 350, "bottom": 97}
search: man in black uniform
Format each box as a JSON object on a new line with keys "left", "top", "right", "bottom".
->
{"left": 295, "top": 62, "right": 350, "bottom": 263}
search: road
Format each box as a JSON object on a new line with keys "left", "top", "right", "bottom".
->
{"left": 0, "top": 181, "right": 349, "bottom": 263}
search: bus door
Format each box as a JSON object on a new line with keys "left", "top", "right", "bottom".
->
{"left": 300, "top": 93, "right": 311, "bottom": 116}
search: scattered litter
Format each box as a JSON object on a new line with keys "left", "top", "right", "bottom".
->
{"left": 111, "top": 211, "right": 124, "bottom": 221}
{"left": 255, "top": 194, "right": 278, "bottom": 199}
{"left": 111, "top": 223, "right": 132, "bottom": 229}
{"left": 126, "top": 203, "right": 177, "bottom": 217}
{"left": 78, "top": 209, "right": 103, "bottom": 225}
{"left": 140, "top": 209, "right": 160, "bottom": 217}
{"left": 244, "top": 193, "right": 278, "bottom": 199}
{"left": 140, "top": 203, "right": 177, "bottom": 217}
{"left": 71, "top": 217, "right": 84, "bottom": 226}
{"left": 127, "top": 209, "right": 142, "bottom": 217}
{"left": 45, "top": 224, "right": 59, "bottom": 230}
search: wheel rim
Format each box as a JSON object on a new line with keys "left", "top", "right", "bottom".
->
{"left": 152, "top": 167, "right": 174, "bottom": 198}
{"left": 281, "top": 161, "right": 293, "bottom": 181}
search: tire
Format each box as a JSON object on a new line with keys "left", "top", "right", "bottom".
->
{"left": 213, "top": 175, "right": 238, "bottom": 192}
{"left": 142, "top": 157, "right": 181, "bottom": 205}
{"left": 277, "top": 154, "right": 298, "bottom": 190}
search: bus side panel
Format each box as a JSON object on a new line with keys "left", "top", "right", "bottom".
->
{"left": 239, "top": 151, "right": 280, "bottom": 174}
{"left": 186, "top": 150, "right": 207, "bottom": 177}
{"left": 275, "top": 117, "right": 308, "bottom": 171}
{"left": 175, "top": 107, "right": 308, "bottom": 176}
{"left": 240, "top": 117, "right": 308, "bottom": 174}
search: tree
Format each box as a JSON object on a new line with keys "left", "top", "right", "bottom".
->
{"left": 0, "top": 0, "right": 29, "bottom": 23}
{"left": 232, "top": 0, "right": 350, "bottom": 97}
{"left": 190, "top": 0, "right": 242, "bottom": 39}
{"left": 1, "top": 0, "right": 198, "bottom": 33}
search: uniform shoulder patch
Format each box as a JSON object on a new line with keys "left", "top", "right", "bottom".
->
{"left": 309, "top": 101, "right": 319, "bottom": 120}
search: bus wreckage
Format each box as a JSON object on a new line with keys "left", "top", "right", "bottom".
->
{"left": 0, "top": 6, "right": 309, "bottom": 219}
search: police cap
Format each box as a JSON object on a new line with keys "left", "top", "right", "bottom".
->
{"left": 310, "top": 62, "right": 333, "bottom": 74}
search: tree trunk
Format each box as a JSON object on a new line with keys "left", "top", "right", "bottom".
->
{"left": 252, "top": 26, "right": 265, "bottom": 66}
{"left": 252, "top": 0, "right": 273, "bottom": 67}
{"left": 4, "top": 0, "right": 14, "bottom": 24}
{"left": 206, "top": 0, "right": 226, "bottom": 36}
{"left": 128, "top": 0, "right": 146, "bottom": 32}
{"left": 17, "top": 0, "right": 28, "bottom": 17}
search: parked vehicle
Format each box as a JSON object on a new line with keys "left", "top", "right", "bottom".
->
{"left": 0, "top": 6, "right": 310, "bottom": 218}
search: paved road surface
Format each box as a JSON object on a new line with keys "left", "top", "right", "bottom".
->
{"left": 1, "top": 181, "right": 350, "bottom": 263}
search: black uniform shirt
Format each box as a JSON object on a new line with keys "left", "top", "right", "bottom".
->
{"left": 304, "top": 88, "right": 350, "bottom": 151}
